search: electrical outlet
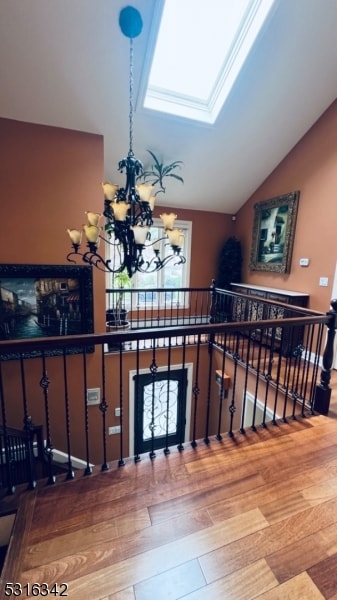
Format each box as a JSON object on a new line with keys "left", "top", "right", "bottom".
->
{"left": 86, "top": 388, "right": 100, "bottom": 405}
{"left": 115, "top": 407, "right": 121, "bottom": 417}
{"left": 319, "top": 277, "right": 329, "bottom": 287}
{"left": 108, "top": 426, "right": 121, "bottom": 435}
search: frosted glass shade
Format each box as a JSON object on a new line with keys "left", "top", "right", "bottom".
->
{"left": 160, "top": 212, "right": 177, "bottom": 230}
{"left": 131, "top": 225, "right": 150, "bottom": 245}
{"left": 112, "top": 202, "right": 129, "bottom": 221}
{"left": 167, "top": 228, "right": 184, "bottom": 248}
{"left": 85, "top": 211, "right": 101, "bottom": 226}
{"left": 136, "top": 184, "right": 153, "bottom": 202}
{"left": 67, "top": 229, "right": 82, "bottom": 245}
{"left": 102, "top": 182, "right": 119, "bottom": 201}
{"left": 83, "top": 224, "right": 100, "bottom": 243}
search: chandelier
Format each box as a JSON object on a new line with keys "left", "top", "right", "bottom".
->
{"left": 67, "top": 6, "right": 186, "bottom": 278}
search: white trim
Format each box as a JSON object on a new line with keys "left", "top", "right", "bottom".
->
{"left": 128, "top": 362, "right": 193, "bottom": 457}
{"left": 51, "top": 448, "right": 94, "bottom": 470}
{"left": 243, "top": 391, "right": 279, "bottom": 427}
{"left": 1, "top": 440, "right": 92, "bottom": 470}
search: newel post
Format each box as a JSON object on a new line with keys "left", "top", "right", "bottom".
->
{"left": 313, "top": 298, "right": 337, "bottom": 415}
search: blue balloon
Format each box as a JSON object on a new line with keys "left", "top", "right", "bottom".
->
{"left": 119, "top": 6, "right": 143, "bottom": 39}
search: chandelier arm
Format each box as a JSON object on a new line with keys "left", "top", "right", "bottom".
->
{"left": 136, "top": 252, "right": 185, "bottom": 273}
{"left": 67, "top": 249, "right": 123, "bottom": 274}
{"left": 99, "top": 234, "right": 122, "bottom": 248}
{"left": 66, "top": 251, "right": 80, "bottom": 265}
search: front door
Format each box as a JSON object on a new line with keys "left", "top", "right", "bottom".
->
{"left": 133, "top": 368, "right": 188, "bottom": 455}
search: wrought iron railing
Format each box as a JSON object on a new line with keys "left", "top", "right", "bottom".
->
{"left": 106, "top": 286, "right": 212, "bottom": 329}
{"left": 0, "top": 287, "right": 335, "bottom": 496}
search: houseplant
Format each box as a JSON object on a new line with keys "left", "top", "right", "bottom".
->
{"left": 136, "top": 150, "right": 184, "bottom": 195}
{"left": 106, "top": 270, "right": 132, "bottom": 328}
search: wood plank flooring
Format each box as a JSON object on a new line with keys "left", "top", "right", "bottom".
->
{"left": 1, "top": 372, "right": 337, "bottom": 599}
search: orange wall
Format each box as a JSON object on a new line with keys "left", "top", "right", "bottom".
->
{"left": 234, "top": 99, "right": 337, "bottom": 312}
{"left": 0, "top": 117, "right": 233, "bottom": 462}
{"left": 0, "top": 117, "right": 106, "bottom": 331}
{"left": 153, "top": 205, "right": 233, "bottom": 287}
{"left": 0, "top": 118, "right": 232, "bottom": 294}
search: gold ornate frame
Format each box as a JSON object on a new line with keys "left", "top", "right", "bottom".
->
{"left": 249, "top": 191, "right": 300, "bottom": 273}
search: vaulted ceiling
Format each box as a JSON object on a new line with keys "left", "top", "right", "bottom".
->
{"left": 1, "top": 0, "right": 336, "bottom": 214}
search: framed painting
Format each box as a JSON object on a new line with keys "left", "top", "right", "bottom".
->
{"left": 0, "top": 264, "right": 93, "bottom": 359}
{"left": 249, "top": 191, "right": 300, "bottom": 273}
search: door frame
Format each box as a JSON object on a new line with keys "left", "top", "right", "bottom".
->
{"left": 128, "top": 363, "right": 193, "bottom": 457}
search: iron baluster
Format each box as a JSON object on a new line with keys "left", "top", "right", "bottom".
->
{"left": 100, "top": 343, "right": 109, "bottom": 471}
{"left": 191, "top": 335, "right": 201, "bottom": 448}
{"left": 118, "top": 344, "right": 125, "bottom": 467}
{"left": 82, "top": 348, "right": 92, "bottom": 475}
{"left": 149, "top": 349, "right": 158, "bottom": 460}
{"left": 177, "top": 337, "right": 186, "bottom": 452}
{"left": 62, "top": 350, "right": 75, "bottom": 480}
{"left": 163, "top": 341, "right": 172, "bottom": 456}
{"left": 40, "top": 353, "right": 55, "bottom": 485}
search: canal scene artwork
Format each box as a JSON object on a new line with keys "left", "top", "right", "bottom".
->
{"left": 0, "top": 264, "right": 93, "bottom": 343}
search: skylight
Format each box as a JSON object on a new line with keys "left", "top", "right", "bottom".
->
{"left": 144, "top": 0, "right": 276, "bottom": 124}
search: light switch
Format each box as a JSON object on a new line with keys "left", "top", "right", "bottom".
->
{"left": 319, "top": 277, "right": 329, "bottom": 287}
{"left": 86, "top": 388, "right": 100, "bottom": 405}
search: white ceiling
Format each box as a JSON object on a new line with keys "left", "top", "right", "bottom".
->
{"left": 1, "top": 0, "right": 337, "bottom": 214}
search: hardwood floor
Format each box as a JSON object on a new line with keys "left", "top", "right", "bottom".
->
{"left": 1, "top": 371, "right": 337, "bottom": 599}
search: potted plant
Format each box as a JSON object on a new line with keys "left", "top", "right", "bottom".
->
{"left": 137, "top": 150, "right": 184, "bottom": 195}
{"left": 106, "top": 270, "right": 132, "bottom": 328}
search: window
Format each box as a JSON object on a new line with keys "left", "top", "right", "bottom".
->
{"left": 106, "top": 218, "right": 191, "bottom": 309}
{"left": 142, "top": 0, "right": 276, "bottom": 124}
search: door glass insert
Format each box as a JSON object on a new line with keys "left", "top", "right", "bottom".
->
{"left": 134, "top": 368, "right": 187, "bottom": 454}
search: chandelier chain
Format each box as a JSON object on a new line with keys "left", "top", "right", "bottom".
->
{"left": 129, "top": 38, "right": 134, "bottom": 157}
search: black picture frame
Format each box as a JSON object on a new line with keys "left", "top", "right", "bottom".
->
{"left": 249, "top": 191, "right": 300, "bottom": 273}
{"left": 0, "top": 264, "right": 94, "bottom": 359}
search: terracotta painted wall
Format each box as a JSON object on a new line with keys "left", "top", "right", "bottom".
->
{"left": 234, "top": 99, "right": 337, "bottom": 313}
{"left": 153, "top": 205, "right": 233, "bottom": 287}
{"left": 0, "top": 118, "right": 232, "bottom": 291}
{"left": 0, "top": 118, "right": 108, "bottom": 462}
{"left": 0, "top": 117, "right": 233, "bottom": 462}
{"left": 0, "top": 117, "right": 106, "bottom": 331}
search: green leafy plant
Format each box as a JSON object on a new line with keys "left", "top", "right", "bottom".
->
{"left": 137, "top": 150, "right": 184, "bottom": 195}
{"left": 107, "top": 270, "right": 132, "bottom": 326}
{"left": 114, "top": 271, "right": 132, "bottom": 289}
